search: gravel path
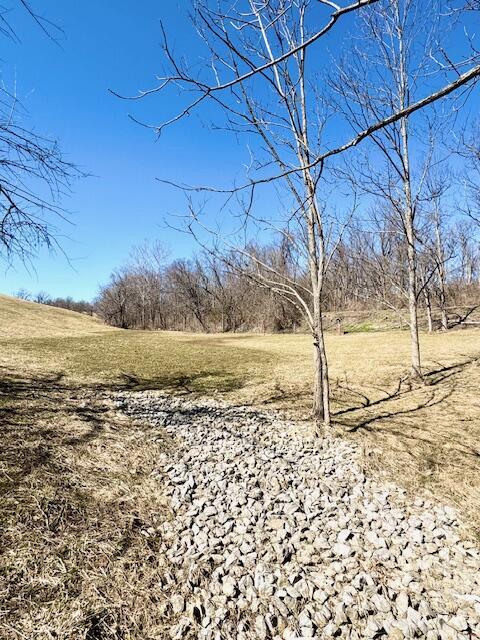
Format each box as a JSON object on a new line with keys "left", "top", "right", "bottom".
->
{"left": 116, "top": 391, "right": 480, "bottom": 639}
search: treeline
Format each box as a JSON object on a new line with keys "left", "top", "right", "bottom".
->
{"left": 95, "top": 242, "right": 300, "bottom": 333}
{"left": 15, "top": 289, "right": 93, "bottom": 315}
{"left": 17, "top": 213, "right": 479, "bottom": 334}
{"left": 95, "top": 219, "right": 479, "bottom": 332}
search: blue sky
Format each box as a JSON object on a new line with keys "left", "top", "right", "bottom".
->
{"left": 0, "top": 1, "right": 477, "bottom": 300}
{"left": 1, "top": 0, "right": 256, "bottom": 299}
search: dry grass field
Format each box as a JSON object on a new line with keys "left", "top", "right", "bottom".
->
{"left": 0, "top": 294, "right": 112, "bottom": 340}
{"left": 1, "top": 293, "right": 479, "bottom": 637}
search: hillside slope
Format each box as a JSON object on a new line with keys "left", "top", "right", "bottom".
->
{"left": 0, "top": 294, "right": 115, "bottom": 339}
{"left": 0, "top": 291, "right": 478, "bottom": 534}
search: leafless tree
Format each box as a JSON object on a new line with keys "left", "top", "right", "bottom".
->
{"left": 0, "top": 1, "right": 79, "bottom": 266}
{"left": 14, "top": 287, "right": 31, "bottom": 300}
{"left": 424, "top": 172, "right": 456, "bottom": 330}
{"left": 116, "top": 0, "right": 480, "bottom": 423}
{"left": 126, "top": 240, "right": 169, "bottom": 329}
{"left": 459, "top": 121, "right": 480, "bottom": 227}
{"left": 418, "top": 258, "right": 435, "bottom": 332}
{"left": 329, "top": 0, "right": 466, "bottom": 375}
{"left": 116, "top": 0, "right": 378, "bottom": 425}
{"left": 95, "top": 238, "right": 303, "bottom": 333}
{"left": 95, "top": 221, "right": 478, "bottom": 331}
{"left": 96, "top": 270, "right": 132, "bottom": 329}
{"left": 346, "top": 209, "right": 412, "bottom": 323}
{"left": 452, "top": 220, "right": 480, "bottom": 285}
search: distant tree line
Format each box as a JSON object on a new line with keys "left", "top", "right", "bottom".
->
{"left": 16, "top": 209, "right": 479, "bottom": 335}
{"left": 94, "top": 223, "right": 479, "bottom": 333}
{"left": 94, "top": 241, "right": 300, "bottom": 333}
{"left": 15, "top": 289, "right": 93, "bottom": 315}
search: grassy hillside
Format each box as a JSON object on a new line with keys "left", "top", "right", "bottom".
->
{"left": 1, "top": 293, "right": 479, "bottom": 528}
{"left": 0, "top": 293, "right": 114, "bottom": 339}
{"left": 1, "top": 293, "right": 479, "bottom": 636}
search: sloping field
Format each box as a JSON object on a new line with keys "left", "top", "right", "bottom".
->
{"left": 1, "top": 295, "right": 479, "bottom": 637}
{"left": 0, "top": 294, "right": 114, "bottom": 339}
{"left": 1, "top": 294, "right": 479, "bottom": 530}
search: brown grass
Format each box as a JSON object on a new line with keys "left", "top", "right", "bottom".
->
{"left": 0, "top": 370, "right": 176, "bottom": 639}
{"left": 1, "top": 296, "right": 479, "bottom": 636}
{"left": 2, "top": 320, "right": 479, "bottom": 530}
{"left": 0, "top": 294, "right": 113, "bottom": 340}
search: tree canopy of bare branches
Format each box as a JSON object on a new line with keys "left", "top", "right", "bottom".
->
{"left": 0, "top": 1, "right": 79, "bottom": 266}
{"left": 115, "top": 0, "right": 480, "bottom": 425}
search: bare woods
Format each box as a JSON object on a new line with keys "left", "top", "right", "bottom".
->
{"left": 96, "top": 231, "right": 479, "bottom": 334}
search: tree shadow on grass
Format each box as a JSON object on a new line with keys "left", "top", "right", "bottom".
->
{"left": 423, "top": 356, "right": 480, "bottom": 385}
{"left": 0, "top": 366, "right": 177, "bottom": 639}
{"left": 255, "top": 382, "right": 312, "bottom": 407}
{"left": 337, "top": 387, "right": 455, "bottom": 433}
{"left": 331, "top": 355, "right": 479, "bottom": 428}
{"left": 0, "top": 369, "right": 119, "bottom": 488}
{"left": 328, "top": 356, "right": 480, "bottom": 481}
{"left": 0, "top": 363, "right": 249, "bottom": 488}
{"left": 119, "top": 369, "right": 247, "bottom": 394}
{"left": 1, "top": 354, "right": 477, "bottom": 480}
{"left": 333, "top": 377, "right": 410, "bottom": 417}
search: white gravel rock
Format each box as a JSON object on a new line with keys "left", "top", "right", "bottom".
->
{"left": 222, "top": 576, "right": 237, "bottom": 597}
{"left": 115, "top": 391, "right": 480, "bottom": 639}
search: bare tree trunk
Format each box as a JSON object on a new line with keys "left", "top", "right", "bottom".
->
{"left": 310, "top": 303, "right": 331, "bottom": 426}
{"left": 433, "top": 211, "right": 449, "bottom": 331}
{"left": 398, "top": 15, "right": 422, "bottom": 377}
{"left": 401, "top": 122, "right": 422, "bottom": 376}
{"left": 423, "top": 287, "right": 433, "bottom": 332}
{"left": 307, "top": 208, "right": 330, "bottom": 426}
{"left": 318, "top": 312, "right": 330, "bottom": 426}
{"left": 312, "top": 331, "right": 324, "bottom": 422}
{"left": 440, "top": 295, "right": 448, "bottom": 331}
{"left": 407, "top": 241, "right": 422, "bottom": 377}
{"left": 312, "top": 310, "right": 330, "bottom": 426}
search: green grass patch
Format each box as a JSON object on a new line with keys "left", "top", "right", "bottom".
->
{"left": 4, "top": 331, "right": 280, "bottom": 395}
{"left": 344, "top": 321, "right": 375, "bottom": 333}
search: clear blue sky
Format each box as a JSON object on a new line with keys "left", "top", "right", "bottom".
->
{"left": 0, "top": 1, "right": 477, "bottom": 300}
{"left": 1, "top": 0, "right": 257, "bottom": 299}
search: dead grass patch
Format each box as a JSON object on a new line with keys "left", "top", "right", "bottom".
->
{"left": 0, "top": 369, "right": 176, "bottom": 639}
{"left": 0, "top": 294, "right": 113, "bottom": 340}
{"left": 1, "top": 293, "right": 479, "bottom": 630}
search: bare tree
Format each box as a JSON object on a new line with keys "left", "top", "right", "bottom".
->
{"left": 14, "top": 287, "right": 31, "bottom": 300}
{"left": 0, "top": 1, "right": 79, "bottom": 266}
{"left": 117, "top": 0, "right": 387, "bottom": 425}
{"left": 424, "top": 172, "right": 456, "bottom": 330}
{"left": 116, "top": 0, "right": 480, "bottom": 423}
{"left": 419, "top": 259, "right": 435, "bottom": 332}
{"left": 453, "top": 220, "right": 480, "bottom": 285}
{"left": 96, "top": 270, "right": 132, "bottom": 329}
{"left": 96, "top": 222, "right": 478, "bottom": 333}
{"left": 329, "top": 0, "right": 461, "bottom": 375}
{"left": 459, "top": 121, "right": 480, "bottom": 227}
{"left": 127, "top": 240, "right": 169, "bottom": 329}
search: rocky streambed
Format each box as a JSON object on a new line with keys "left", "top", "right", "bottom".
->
{"left": 115, "top": 391, "right": 480, "bottom": 639}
